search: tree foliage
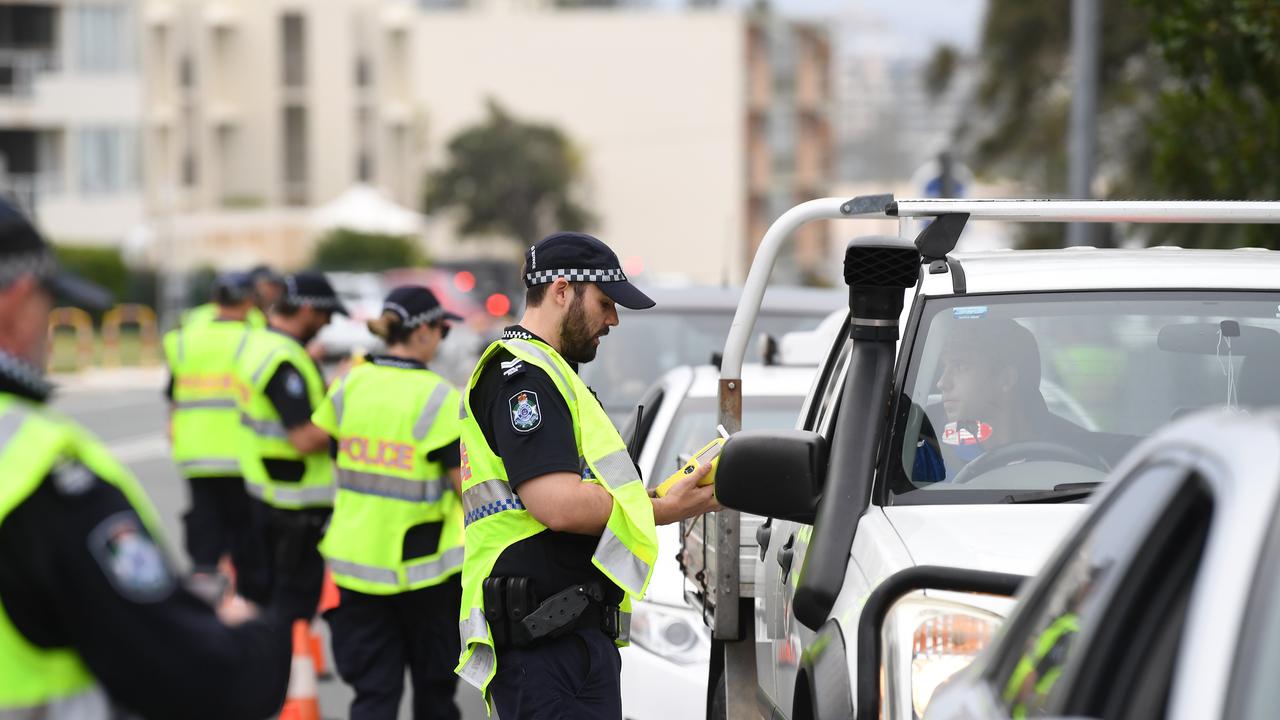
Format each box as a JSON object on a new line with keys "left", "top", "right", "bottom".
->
{"left": 311, "top": 229, "right": 423, "bottom": 272}
{"left": 954, "top": 0, "right": 1280, "bottom": 247}
{"left": 423, "top": 100, "right": 596, "bottom": 247}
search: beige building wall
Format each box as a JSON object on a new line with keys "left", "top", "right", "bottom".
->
{"left": 413, "top": 9, "right": 748, "bottom": 285}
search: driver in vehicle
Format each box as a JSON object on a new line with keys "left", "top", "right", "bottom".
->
{"left": 913, "top": 318, "right": 1098, "bottom": 483}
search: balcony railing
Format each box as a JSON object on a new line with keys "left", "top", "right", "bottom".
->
{"left": 0, "top": 49, "right": 61, "bottom": 97}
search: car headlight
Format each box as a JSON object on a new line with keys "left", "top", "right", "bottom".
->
{"left": 629, "top": 601, "right": 711, "bottom": 666}
{"left": 881, "top": 594, "right": 1003, "bottom": 719}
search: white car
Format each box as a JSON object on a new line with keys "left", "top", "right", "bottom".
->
{"left": 618, "top": 363, "right": 820, "bottom": 720}
{"left": 696, "top": 196, "right": 1280, "bottom": 720}
{"left": 926, "top": 409, "right": 1280, "bottom": 720}
{"left": 314, "top": 271, "right": 387, "bottom": 359}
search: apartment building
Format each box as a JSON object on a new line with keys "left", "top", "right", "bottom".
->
{"left": 414, "top": 7, "right": 834, "bottom": 285}
{"left": 0, "top": 0, "right": 145, "bottom": 244}
{"left": 141, "top": 0, "right": 423, "bottom": 269}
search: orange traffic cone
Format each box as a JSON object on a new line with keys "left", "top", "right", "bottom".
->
{"left": 311, "top": 570, "right": 340, "bottom": 679}
{"left": 279, "top": 620, "right": 321, "bottom": 720}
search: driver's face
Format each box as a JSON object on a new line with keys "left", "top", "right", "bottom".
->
{"left": 937, "top": 349, "right": 1001, "bottom": 421}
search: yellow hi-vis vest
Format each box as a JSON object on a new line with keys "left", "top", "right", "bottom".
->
{"left": 235, "top": 329, "right": 334, "bottom": 509}
{"left": 312, "top": 361, "right": 465, "bottom": 594}
{"left": 183, "top": 303, "right": 267, "bottom": 329}
{"left": 163, "top": 320, "right": 253, "bottom": 477}
{"left": 454, "top": 336, "right": 658, "bottom": 703}
{"left": 0, "top": 393, "right": 166, "bottom": 717}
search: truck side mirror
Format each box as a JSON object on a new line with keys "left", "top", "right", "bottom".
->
{"left": 717, "top": 429, "right": 827, "bottom": 523}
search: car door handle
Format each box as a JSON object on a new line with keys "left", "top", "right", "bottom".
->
{"left": 756, "top": 520, "right": 773, "bottom": 562}
{"left": 778, "top": 534, "right": 796, "bottom": 578}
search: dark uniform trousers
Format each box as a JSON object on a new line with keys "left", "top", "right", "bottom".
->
{"left": 237, "top": 499, "right": 330, "bottom": 610}
{"left": 325, "top": 579, "right": 463, "bottom": 720}
{"left": 489, "top": 628, "right": 623, "bottom": 720}
{"left": 183, "top": 475, "right": 260, "bottom": 574}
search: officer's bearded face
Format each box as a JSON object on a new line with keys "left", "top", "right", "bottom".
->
{"left": 559, "top": 284, "right": 613, "bottom": 364}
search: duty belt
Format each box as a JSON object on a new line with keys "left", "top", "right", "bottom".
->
{"left": 482, "top": 578, "right": 619, "bottom": 649}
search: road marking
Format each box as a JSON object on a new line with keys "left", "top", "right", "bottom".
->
{"left": 107, "top": 433, "right": 171, "bottom": 464}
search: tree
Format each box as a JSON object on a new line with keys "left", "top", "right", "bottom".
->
{"left": 944, "top": 0, "right": 1280, "bottom": 247}
{"left": 311, "top": 229, "right": 423, "bottom": 272}
{"left": 422, "top": 100, "right": 596, "bottom": 247}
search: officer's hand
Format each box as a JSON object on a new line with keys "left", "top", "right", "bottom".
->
{"left": 217, "top": 595, "right": 261, "bottom": 627}
{"left": 652, "top": 461, "right": 722, "bottom": 525}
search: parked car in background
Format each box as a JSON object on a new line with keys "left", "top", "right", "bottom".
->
{"left": 618, "top": 362, "right": 820, "bottom": 720}
{"left": 580, "top": 286, "right": 843, "bottom": 424}
{"left": 315, "top": 271, "right": 388, "bottom": 360}
{"left": 926, "top": 409, "right": 1280, "bottom": 720}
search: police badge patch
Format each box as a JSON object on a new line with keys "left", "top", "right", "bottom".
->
{"left": 89, "top": 511, "right": 175, "bottom": 603}
{"left": 509, "top": 390, "right": 542, "bottom": 433}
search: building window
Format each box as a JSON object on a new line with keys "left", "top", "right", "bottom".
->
{"left": 282, "top": 107, "right": 308, "bottom": 205}
{"left": 72, "top": 3, "right": 135, "bottom": 73}
{"left": 281, "top": 13, "right": 306, "bottom": 87}
{"left": 77, "top": 127, "right": 139, "bottom": 196}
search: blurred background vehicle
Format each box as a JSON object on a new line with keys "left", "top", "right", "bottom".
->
{"left": 314, "top": 271, "right": 389, "bottom": 360}
{"left": 582, "top": 286, "right": 843, "bottom": 424}
{"left": 618, "top": 356, "right": 823, "bottom": 720}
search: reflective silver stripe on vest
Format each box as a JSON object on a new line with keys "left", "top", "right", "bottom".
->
{"left": 0, "top": 407, "right": 28, "bottom": 450}
{"left": 595, "top": 527, "right": 650, "bottom": 595}
{"left": 326, "top": 558, "right": 399, "bottom": 586}
{"left": 270, "top": 484, "right": 335, "bottom": 505}
{"left": 173, "top": 398, "right": 238, "bottom": 411}
{"left": 457, "top": 643, "right": 496, "bottom": 691}
{"left": 618, "top": 610, "right": 631, "bottom": 643}
{"left": 404, "top": 545, "right": 465, "bottom": 584}
{"left": 330, "top": 377, "right": 346, "bottom": 426}
{"left": 233, "top": 327, "right": 252, "bottom": 360}
{"left": 250, "top": 347, "right": 285, "bottom": 385}
{"left": 244, "top": 481, "right": 267, "bottom": 500}
{"left": 504, "top": 339, "right": 577, "bottom": 403}
{"left": 412, "top": 383, "right": 451, "bottom": 441}
{"left": 240, "top": 412, "right": 288, "bottom": 439}
{"left": 177, "top": 458, "right": 241, "bottom": 474}
{"left": 0, "top": 685, "right": 111, "bottom": 720}
{"left": 460, "top": 607, "right": 488, "bottom": 644}
{"left": 590, "top": 448, "right": 641, "bottom": 490}
{"left": 337, "top": 468, "right": 445, "bottom": 503}
{"left": 462, "top": 479, "right": 525, "bottom": 525}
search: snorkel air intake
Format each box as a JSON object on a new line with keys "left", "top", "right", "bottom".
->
{"left": 793, "top": 236, "right": 921, "bottom": 631}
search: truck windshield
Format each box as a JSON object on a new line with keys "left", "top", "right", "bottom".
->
{"left": 889, "top": 291, "right": 1280, "bottom": 503}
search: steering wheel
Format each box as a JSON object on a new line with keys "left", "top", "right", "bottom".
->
{"left": 951, "top": 441, "right": 1110, "bottom": 484}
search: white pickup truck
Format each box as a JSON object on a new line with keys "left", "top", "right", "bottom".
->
{"left": 688, "top": 196, "right": 1280, "bottom": 720}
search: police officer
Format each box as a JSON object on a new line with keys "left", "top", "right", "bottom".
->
{"left": 163, "top": 271, "right": 266, "bottom": 602}
{"left": 0, "top": 199, "right": 311, "bottom": 718}
{"left": 455, "top": 232, "right": 720, "bottom": 718}
{"left": 234, "top": 272, "right": 343, "bottom": 608}
{"left": 312, "top": 286, "right": 466, "bottom": 720}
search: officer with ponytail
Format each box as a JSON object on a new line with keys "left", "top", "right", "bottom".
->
{"left": 311, "top": 286, "right": 466, "bottom": 720}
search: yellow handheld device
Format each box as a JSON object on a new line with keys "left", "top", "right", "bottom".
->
{"left": 655, "top": 436, "right": 726, "bottom": 497}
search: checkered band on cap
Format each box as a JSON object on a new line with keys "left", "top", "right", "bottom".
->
{"left": 384, "top": 301, "right": 448, "bottom": 328}
{"left": 0, "top": 250, "right": 58, "bottom": 288}
{"left": 524, "top": 267, "right": 627, "bottom": 286}
{"left": 284, "top": 276, "right": 344, "bottom": 310}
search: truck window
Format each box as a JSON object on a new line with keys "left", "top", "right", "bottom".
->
{"left": 886, "top": 291, "right": 1280, "bottom": 504}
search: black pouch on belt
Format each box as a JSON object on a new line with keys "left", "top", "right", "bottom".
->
{"left": 484, "top": 576, "right": 536, "bottom": 648}
{"left": 516, "top": 582, "right": 605, "bottom": 646}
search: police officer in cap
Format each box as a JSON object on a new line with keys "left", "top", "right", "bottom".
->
{"left": 234, "top": 271, "right": 344, "bottom": 608}
{"left": 312, "top": 285, "right": 466, "bottom": 720}
{"left": 0, "top": 199, "right": 310, "bottom": 718}
{"left": 163, "top": 271, "right": 267, "bottom": 603}
{"left": 455, "top": 232, "right": 720, "bottom": 718}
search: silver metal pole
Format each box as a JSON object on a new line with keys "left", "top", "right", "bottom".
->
{"left": 1067, "top": 0, "right": 1100, "bottom": 247}
{"left": 891, "top": 199, "right": 1280, "bottom": 223}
